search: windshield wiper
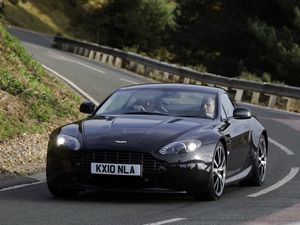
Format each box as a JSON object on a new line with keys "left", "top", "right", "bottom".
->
{"left": 124, "top": 111, "right": 169, "bottom": 116}
{"left": 176, "top": 114, "right": 205, "bottom": 118}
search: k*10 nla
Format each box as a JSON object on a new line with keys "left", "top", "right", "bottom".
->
{"left": 91, "top": 163, "right": 141, "bottom": 176}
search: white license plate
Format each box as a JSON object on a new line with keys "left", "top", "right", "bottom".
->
{"left": 91, "top": 163, "right": 141, "bottom": 176}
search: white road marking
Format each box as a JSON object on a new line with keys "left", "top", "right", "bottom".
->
{"left": 120, "top": 78, "right": 139, "bottom": 84}
{"left": 42, "top": 64, "right": 99, "bottom": 104}
{"left": 46, "top": 51, "right": 68, "bottom": 60}
{"left": 75, "top": 61, "right": 105, "bottom": 74}
{"left": 46, "top": 50, "right": 105, "bottom": 74}
{"left": 143, "top": 218, "right": 187, "bottom": 225}
{"left": 248, "top": 167, "right": 299, "bottom": 197}
{"left": 269, "top": 138, "right": 294, "bottom": 155}
{"left": 0, "top": 181, "right": 45, "bottom": 193}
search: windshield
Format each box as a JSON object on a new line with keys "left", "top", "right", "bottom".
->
{"left": 96, "top": 89, "right": 217, "bottom": 119}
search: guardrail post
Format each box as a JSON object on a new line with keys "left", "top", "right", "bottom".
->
{"left": 151, "top": 69, "right": 160, "bottom": 79}
{"left": 283, "top": 97, "right": 300, "bottom": 112}
{"left": 83, "top": 49, "right": 90, "bottom": 57}
{"left": 251, "top": 92, "right": 260, "bottom": 104}
{"left": 78, "top": 47, "right": 84, "bottom": 55}
{"left": 190, "top": 79, "right": 198, "bottom": 84}
{"left": 89, "top": 50, "right": 95, "bottom": 60}
{"left": 136, "top": 64, "right": 145, "bottom": 75}
{"left": 128, "top": 61, "right": 136, "bottom": 71}
{"left": 143, "top": 66, "right": 151, "bottom": 77}
{"left": 171, "top": 75, "right": 180, "bottom": 83}
{"left": 114, "top": 57, "right": 122, "bottom": 68}
{"left": 162, "top": 72, "right": 170, "bottom": 82}
{"left": 232, "top": 89, "right": 244, "bottom": 102}
{"left": 62, "top": 44, "right": 69, "bottom": 51}
{"left": 101, "top": 54, "right": 108, "bottom": 63}
{"left": 73, "top": 46, "right": 79, "bottom": 54}
{"left": 266, "top": 94, "right": 277, "bottom": 108}
{"left": 95, "top": 52, "right": 101, "bottom": 61}
{"left": 107, "top": 55, "right": 114, "bottom": 65}
{"left": 183, "top": 78, "right": 190, "bottom": 84}
{"left": 155, "top": 71, "right": 163, "bottom": 80}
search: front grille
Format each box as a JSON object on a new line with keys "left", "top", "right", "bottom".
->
{"left": 73, "top": 151, "right": 168, "bottom": 174}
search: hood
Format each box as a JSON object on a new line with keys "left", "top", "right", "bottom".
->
{"left": 82, "top": 115, "right": 212, "bottom": 152}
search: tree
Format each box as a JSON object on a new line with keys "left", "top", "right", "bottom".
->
{"left": 171, "top": 0, "right": 300, "bottom": 86}
{"left": 94, "top": 0, "right": 176, "bottom": 53}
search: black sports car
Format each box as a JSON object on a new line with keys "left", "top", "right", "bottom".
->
{"left": 46, "top": 84, "right": 268, "bottom": 200}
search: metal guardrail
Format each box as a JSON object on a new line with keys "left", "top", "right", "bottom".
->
{"left": 53, "top": 36, "right": 300, "bottom": 112}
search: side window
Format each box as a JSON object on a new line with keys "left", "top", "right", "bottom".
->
{"left": 222, "top": 94, "right": 235, "bottom": 118}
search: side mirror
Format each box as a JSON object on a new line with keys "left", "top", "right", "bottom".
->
{"left": 233, "top": 107, "right": 251, "bottom": 119}
{"left": 79, "top": 102, "right": 95, "bottom": 114}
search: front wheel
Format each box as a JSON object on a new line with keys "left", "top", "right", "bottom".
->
{"left": 194, "top": 142, "right": 226, "bottom": 200}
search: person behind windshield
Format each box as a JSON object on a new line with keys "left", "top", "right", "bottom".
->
{"left": 200, "top": 96, "right": 215, "bottom": 119}
{"left": 133, "top": 98, "right": 168, "bottom": 114}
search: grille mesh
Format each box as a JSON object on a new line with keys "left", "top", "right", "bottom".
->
{"left": 75, "top": 151, "right": 168, "bottom": 174}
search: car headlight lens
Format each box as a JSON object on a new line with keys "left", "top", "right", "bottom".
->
{"left": 159, "top": 140, "right": 202, "bottom": 155}
{"left": 56, "top": 134, "right": 81, "bottom": 151}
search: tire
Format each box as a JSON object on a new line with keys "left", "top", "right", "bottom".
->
{"left": 240, "top": 135, "right": 267, "bottom": 186}
{"left": 194, "top": 142, "right": 226, "bottom": 200}
{"left": 47, "top": 183, "right": 80, "bottom": 198}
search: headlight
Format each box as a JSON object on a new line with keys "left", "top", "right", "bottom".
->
{"left": 159, "top": 140, "right": 202, "bottom": 155}
{"left": 56, "top": 134, "right": 81, "bottom": 151}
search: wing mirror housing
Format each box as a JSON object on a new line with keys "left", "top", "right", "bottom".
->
{"left": 233, "top": 107, "right": 251, "bottom": 119}
{"left": 80, "top": 101, "right": 95, "bottom": 114}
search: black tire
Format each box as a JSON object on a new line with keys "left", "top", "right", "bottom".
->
{"left": 194, "top": 142, "right": 226, "bottom": 201}
{"left": 240, "top": 135, "right": 267, "bottom": 186}
{"left": 47, "top": 183, "right": 80, "bottom": 198}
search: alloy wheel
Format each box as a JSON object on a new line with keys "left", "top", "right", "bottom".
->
{"left": 212, "top": 145, "right": 226, "bottom": 196}
{"left": 258, "top": 138, "right": 267, "bottom": 182}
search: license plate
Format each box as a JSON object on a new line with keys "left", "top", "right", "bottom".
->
{"left": 91, "top": 163, "right": 141, "bottom": 176}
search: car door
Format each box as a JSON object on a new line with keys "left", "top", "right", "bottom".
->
{"left": 219, "top": 94, "right": 251, "bottom": 177}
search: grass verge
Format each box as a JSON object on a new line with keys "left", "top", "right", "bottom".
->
{"left": 0, "top": 17, "right": 83, "bottom": 141}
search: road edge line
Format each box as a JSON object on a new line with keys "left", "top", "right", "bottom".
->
{"left": 248, "top": 167, "right": 299, "bottom": 197}
{"left": 269, "top": 138, "right": 294, "bottom": 155}
{"left": 143, "top": 218, "right": 187, "bottom": 225}
{"left": 42, "top": 64, "right": 99, "bottom": 105}
{"left": 0, "top": 181, "right": 45, "bottom": 193}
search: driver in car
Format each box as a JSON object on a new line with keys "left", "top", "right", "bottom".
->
{"left": 201, "top": 96, "right": 215, "bottom": 119}
{"left": 133, "top": 98, "right": 168, "bottom": 114}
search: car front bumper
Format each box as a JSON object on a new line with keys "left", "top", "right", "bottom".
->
{"left": 46, "top": 149, "right": 212, "bottom": 193}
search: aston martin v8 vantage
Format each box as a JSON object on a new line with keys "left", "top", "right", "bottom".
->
{"left": 46, "top": 84, "right": 268, "bottom": 200}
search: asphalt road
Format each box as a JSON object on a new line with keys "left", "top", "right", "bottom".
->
{"left": 1, "top": 27, "right": 300, "bottom": 225}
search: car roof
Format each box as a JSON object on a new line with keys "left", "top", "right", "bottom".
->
{"left": 119, "top": 83, "right": 226, "bottom": 94}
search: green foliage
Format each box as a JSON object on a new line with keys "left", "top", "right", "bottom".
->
{"left": 239, "top": 71, "right": 272, "bottom": 82}
{"left": 171, "top": 0, "right": 300, "bottom": 86}
{"left": 0, "top": 68, "right": 26, "bottom": 95}
{"left": 0, "top": 21, "right": 82, "bottom": 140}
{"left": 191, "top": 65, "right": 208, "bottom": 73}
{"left": 0, "top": 110, "right": 26, "bottom": 140}
{"left": 93, "top": 0, "right": 176, "bottom": 53}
